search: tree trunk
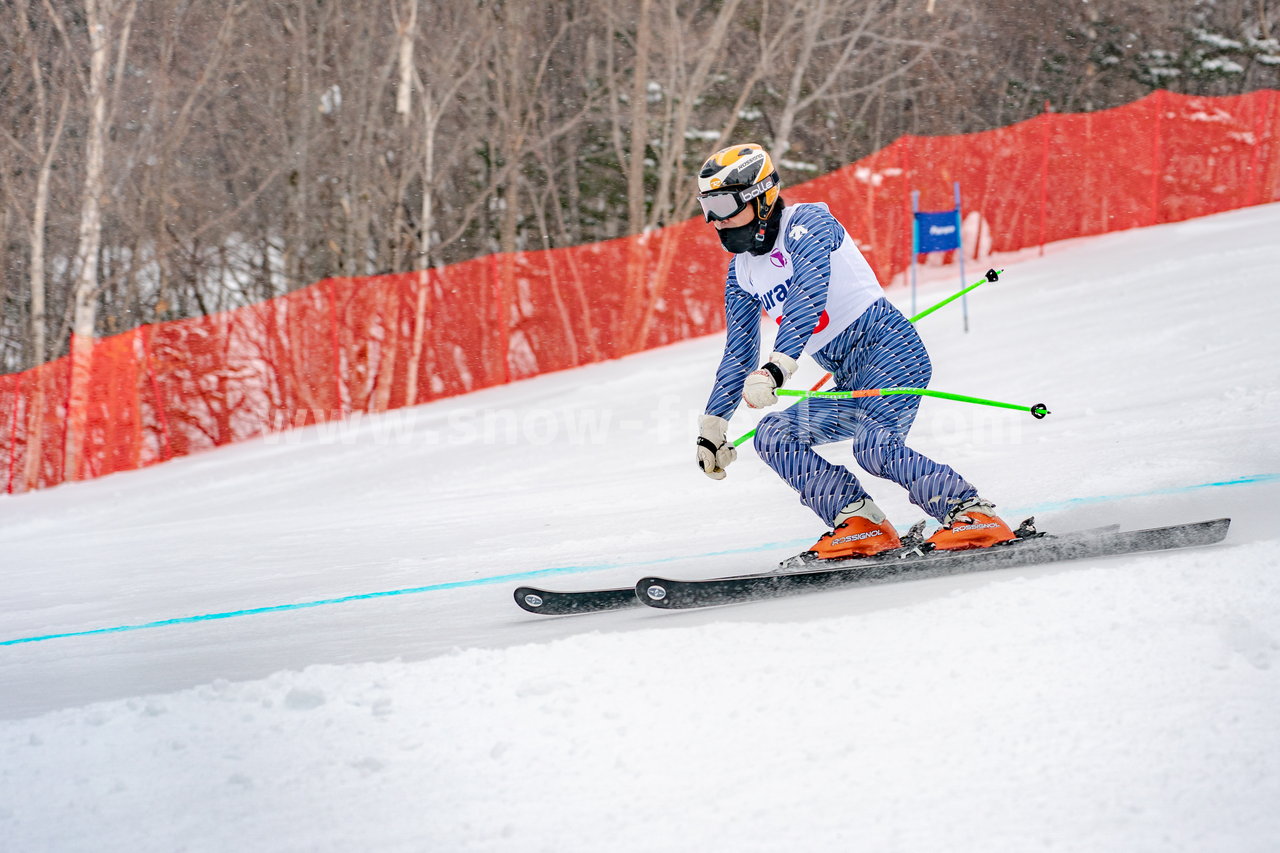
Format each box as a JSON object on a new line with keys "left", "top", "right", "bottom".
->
{"left": 64, "top": 0, "right": 114, "bottom": 481}
{"left": 396, "top": 0, "right": 417, "bottom": 123}
{"left": 626, "top": 0, "right": 651, "bottom": 236}
{"left": 420, "top": 96, "right": 436, "bottom": 269}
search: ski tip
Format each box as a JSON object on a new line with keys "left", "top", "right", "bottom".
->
{"left": 514, "top": 587, "right": 548, "bottom": 613}
{"left": 514, "top": 585, "right": 644, "bottom": 616}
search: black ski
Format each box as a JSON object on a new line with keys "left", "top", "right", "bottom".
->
{"left": 512, "top": 520, "right": 955, "bottom": 616}
{"left": 514, "top": 585, "right": 640, "bottom": 615}
{"left": 635, "top": 518, "right": 1231, "bottom": 610}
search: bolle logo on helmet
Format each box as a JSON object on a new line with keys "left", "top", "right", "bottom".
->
{"left": 738, "top": 172, "right": 776, "bottom": 202}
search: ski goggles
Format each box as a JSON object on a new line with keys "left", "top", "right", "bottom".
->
{"left": 697, "top": 173, "right": 778, "bottom": 222}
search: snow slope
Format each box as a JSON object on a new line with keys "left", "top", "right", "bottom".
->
{"left": 2, "top": 204, "right": 1279, "bottom": 852}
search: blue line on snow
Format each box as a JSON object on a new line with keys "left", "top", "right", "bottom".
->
{"left": 3, "top": 472, "right": 1276, "bottom": 647}
{"left": 1012, "top": 472, "right": 1280, "bottom": 514}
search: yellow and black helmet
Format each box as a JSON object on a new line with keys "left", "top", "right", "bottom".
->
{"left": 696, "top": 143, "right": 781, "bottom": 223}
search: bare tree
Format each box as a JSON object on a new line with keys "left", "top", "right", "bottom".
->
{"left": 637, "top": 0, "right": 745, "bottom": 232}
{"left": 766, "top": 0, "right": 959, "bottom": 162}
{"left": 4, "top": 0, "right": 76, "bottom": 488}
{"left": 404, "top": 0, "right": 492, "bottom": 270}
{"left": 8, "top": 0, "right": 73, "bottom": 367}
{"left": 64, "top": 0, "right": 138, "bottom": 480}
{"left": 625, "top": 0, "right": 653, "bottom": 238}
{"left": 0, "top": 0, "right": 1275, "bottom": 382}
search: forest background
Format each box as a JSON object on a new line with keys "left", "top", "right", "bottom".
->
{"left": 2, "top": 0, "right": 1278, "bottom": 374}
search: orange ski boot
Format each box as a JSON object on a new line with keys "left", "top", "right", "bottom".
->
{"left": 806, "top": 499, "right": 902, "bottom": 561}
{"left": 926, "top": 498, "right": 1017, "bottom": 551}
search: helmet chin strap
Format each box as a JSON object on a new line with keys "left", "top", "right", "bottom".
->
{"left": 750, "top": 197, "right": 776, "bottom": 252}
{"left": 747, "top": 199, "right": 768, "bottom": 249}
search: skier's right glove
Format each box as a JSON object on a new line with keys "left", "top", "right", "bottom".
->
{"left": 742, "top": 351, "right": 798, "bottom": 409}
{"left": 696, "top": 414, "right": 737, "bottom": 480}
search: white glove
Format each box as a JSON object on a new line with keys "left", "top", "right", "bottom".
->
{"left": 696, "top": 414, "right": 737, "bottom": 480}
{"left": 742, "top": 351, "right": 798, "bottom": 409}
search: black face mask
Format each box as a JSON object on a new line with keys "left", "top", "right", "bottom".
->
{"left": 716, "top": 199, "right": 785, "bottom": 255}
{"left": 716, "top": 221, "right": 758, "bottom": 254}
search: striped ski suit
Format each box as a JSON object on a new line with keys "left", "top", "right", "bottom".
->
{"left": 704, "top": 202, "right": 978, "bottom": 525}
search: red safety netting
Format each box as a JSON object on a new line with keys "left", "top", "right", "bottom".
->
{"left": 3, "top": 89, "right": 1278, "bottom": 493}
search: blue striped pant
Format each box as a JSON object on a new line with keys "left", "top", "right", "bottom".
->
{"left": 753, "top": 299, "right": 977, "bottom": 526}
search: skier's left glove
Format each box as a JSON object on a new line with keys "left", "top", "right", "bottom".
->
{"left": 742, "top": 351, "right": 798, "bottom": 409}
{"left": 696, "top": 415, "right": 737, "bottom": 480}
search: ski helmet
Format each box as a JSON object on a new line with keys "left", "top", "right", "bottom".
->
{"left": 697, "top": 143, "right": 781, "bottom": 226}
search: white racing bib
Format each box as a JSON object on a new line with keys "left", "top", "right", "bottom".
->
{"left": 733, "top": 203, "right": 883, "bottom": 355}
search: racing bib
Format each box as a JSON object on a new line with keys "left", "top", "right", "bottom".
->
{"left": 734, "top": 203, "right": 883, "bottom": 355}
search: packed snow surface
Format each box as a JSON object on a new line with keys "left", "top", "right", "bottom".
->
{"left": 2, "top": 204, "right": 1280, "bottom": 852}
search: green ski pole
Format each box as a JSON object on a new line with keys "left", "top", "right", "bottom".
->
{"left": 907, "top": 268, "right": 1003, "bottom": 323}
{"left": 731, "top": 268, "right": 1010, "bottom": 448}
{"left": 777, "top": 387, "right": 1050, "bottom": 417}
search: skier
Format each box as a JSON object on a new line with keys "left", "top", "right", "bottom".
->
{"left": 692, "top": 143, "right": 1016, "bottom": 560}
